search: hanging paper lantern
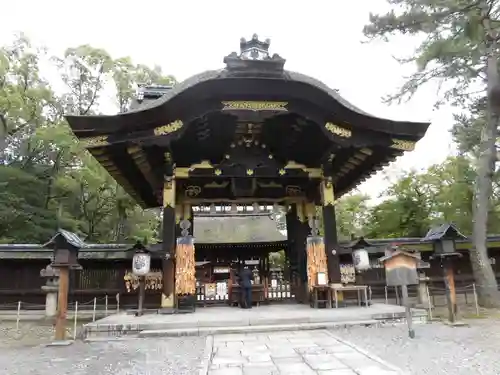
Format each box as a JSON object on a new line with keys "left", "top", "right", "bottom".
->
{"left": 352, "top": 249, "right": 370, "bottom": 271}
{"left": 132, "top": 252, "right": 151, "bottom": 276}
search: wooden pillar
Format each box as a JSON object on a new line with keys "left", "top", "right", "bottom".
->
{"left": 295, "top": 202, "right": 310, "bottom": 302}
{"left": 321, "top": 178, "right": 341, "bottom": 283}
{"left": 188, "top": 205, "right": 194, "bottom": 236}
{"left": 54, "top": 266, "right": 69, "bottom": 340}
{"left": 161, "top": 177, "right": 176, "bottom": 310}
{"left": 285, "top": 206, "right": 298, "bottom": 285}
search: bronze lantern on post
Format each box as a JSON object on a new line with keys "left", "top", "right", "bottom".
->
{"left": 422, "top": 223, "right": 466, "bottom": 324}
{"left": 43, "top": 229, "right": 85, "bottom": 341}
{"left": 131, "top": 241, "right": 151, "bottom": 317}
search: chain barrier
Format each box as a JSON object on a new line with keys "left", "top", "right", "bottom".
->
{"left": 0, "top": 296, "right": 110, "bottom": 310}
{"left": 370, "top": 282, "right": 488, "bottom": 318}
{"left": 0, "top": 294, "right": 121, "bottom": 333}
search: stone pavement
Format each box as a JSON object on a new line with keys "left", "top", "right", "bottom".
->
{"left": 207, "top": 330, "right": 404, "bottom": 375}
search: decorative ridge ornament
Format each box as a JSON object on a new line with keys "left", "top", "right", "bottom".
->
{"left": 240, "top": 34, "right": 271, "bottom": 60}
{"left": 223, "top": 34, "right": 286, "bottom": 74}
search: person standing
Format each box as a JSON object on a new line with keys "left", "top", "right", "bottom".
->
{"left": 239, "top": 266, "right": 254, "bottom": 309}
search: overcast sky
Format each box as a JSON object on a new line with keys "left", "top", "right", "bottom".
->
{"left": 1, "top": 0, "right": 456, "bottom": 202}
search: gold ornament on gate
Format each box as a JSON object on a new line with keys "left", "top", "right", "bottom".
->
{"left": 154, "top": 120, "right": 183, "bottom": 136}
{"left": 390, "top": 138, "right": 415, "bottom": 151}
{"left": 81, "top": 135, "right": 109, "bottom": 148}
{"left": 221, "top": 101, "right": 288, "bottom": 112}
{"left": 184, "top": 185, "right": 201, "bottom": 198}
{"left": 285, "top": 185, "right": 302, "bottom": 196}
{"left": 325, "top": 123, "right": 352, "bottom": 138}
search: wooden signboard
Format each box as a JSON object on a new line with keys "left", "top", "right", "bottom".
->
{"left": 379, "top": 250, "right": 421, "bottom": 339}
{"left": 379, "top": 251, "right": 419, "bottom": 287}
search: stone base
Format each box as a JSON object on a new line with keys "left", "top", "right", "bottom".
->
{"left": 415, "top": 303, "right": 433, "bottom": 310}
{"left": 177, "top": 294, "right": 196, "bottom": 313}
{"left": 45, "top": 340, "right": 74, "bottom": 347}
{"left": 443, "top": 320, "right": 469, "bottom": 327}
{"left": 126, "top": 309, "right": 158, "bottom": 316}
{"left": 157, "top": 307, "right": 176, "bottom": 315}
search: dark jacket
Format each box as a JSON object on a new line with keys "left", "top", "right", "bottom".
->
{"left": 239, "top": 268, "right": 254, "bottom": 288}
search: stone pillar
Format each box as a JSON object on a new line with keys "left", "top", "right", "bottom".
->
{"left": 161, "top": 176, "right": 176, "bottom": 311}
{"left": 417, "top": 272, "right": 431, "bottom": 307}
{"left": 40, "top": 265, "right": 59, "bottom": 318}
{"left": 321, "top": 178, "right": 341, "bottom": 283}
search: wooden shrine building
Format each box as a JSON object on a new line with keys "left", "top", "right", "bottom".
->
{"left": 65, "top": 34, "right": 430, "bottom": 309}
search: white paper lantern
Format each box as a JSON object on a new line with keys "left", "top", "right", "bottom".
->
{"left": 352, "top": 249, "right": 370, "bottom": 271}
{"left": 132, "top": 253, "right": 151, "bottom": 276}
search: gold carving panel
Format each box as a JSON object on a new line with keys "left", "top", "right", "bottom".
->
{"left": 163, "top": 178, "right": 176, "bottom": 208}
{"left": 221, "top": 101, "right": 288, "bottom": 112}
{"left": 154, "top": 120, "right": 183, "bottom": 136}
{"left": 81, "top": 135, "right": 108, "bottom": 148}
{"left": 321, "top": 178, "right": 335, "bottom": 206}
{"left": 390, "top": 139, "right": 416, "bottom": 151}
{"left": 184, "top": 185, "right": 201, "bottom": 198}
{"left": 286, "top": 185, "right": 303, "bottom": 197}
{"left": 325, "top": 123, "right": 352, "bottom": 138}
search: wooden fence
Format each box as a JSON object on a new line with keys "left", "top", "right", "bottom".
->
{"left": 0, "top": 257, "right": 499, "bottom": 309}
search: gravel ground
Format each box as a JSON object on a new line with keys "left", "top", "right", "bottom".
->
{"left": 0, "top": 321, "right": 60, "bottom": 349}
{"left": 0, "top": 336, "right": 207, "bottom": 375}
{"left": 332, "top": 319, "right": 500, "bottom": 375}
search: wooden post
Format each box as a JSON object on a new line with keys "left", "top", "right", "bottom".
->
{"left": 137, "top": 276, "right": 145, "bottom": 316}
{"left": 443, "top": 258, "right": 457, "bottom": 323}
{"left": 401, "top": 284, "right": 415, "bottom": 339}
{"left": 54, "top": 266, "right": 69, "bottom": 341}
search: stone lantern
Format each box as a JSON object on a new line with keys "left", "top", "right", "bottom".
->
{"left": 43, "top": 229, "right": 85, "bottom": 341}
{"left": 40, "top": 265, "right": 60, "bottom": 318}
{"left": 422, "top": 223, "right": 466, "bottom": 324}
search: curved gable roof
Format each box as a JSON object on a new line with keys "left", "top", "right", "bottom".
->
{"left": 67, "top": 67, "right": 429, "bottom": 138}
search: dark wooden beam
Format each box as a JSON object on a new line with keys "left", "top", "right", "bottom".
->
{"left": 110, "top": 146, "right": 160, "bottom": 206}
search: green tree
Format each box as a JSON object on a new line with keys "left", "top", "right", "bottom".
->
{"left": 0, "top": 34, "right": 166, "bottom": 244}
{"left": 366, "top": 172, "right": 433, "bottom": 238}
{"left": 112, "top": 58, "right": 176, "bottom": 112}
{"left": 335, "top": 194, "right": 371, "bottom": 241}
{"left": 0, "top": 33, "right": 56, "bottom": 156}
{"left": 364, "top": 0, "right": 500, "bottom": 306}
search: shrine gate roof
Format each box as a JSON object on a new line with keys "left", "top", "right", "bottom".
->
{"left": 65, "top": 34, "right": 430, "bottom": 208}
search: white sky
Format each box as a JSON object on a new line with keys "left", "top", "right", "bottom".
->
{"left": 1, "top": 0, "right": 456, "bottom": 202}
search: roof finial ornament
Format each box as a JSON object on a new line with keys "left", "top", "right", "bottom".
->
{"left": 224, "top": 34, "right": 286, "bottom": 74}
{"left": 239, "top": 34, "right": 272, "bottom": 61}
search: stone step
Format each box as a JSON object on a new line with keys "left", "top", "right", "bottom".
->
{"left": 83, "top": 311, "right": 427, "bottom": 340}
{"left": 138, "top": 320, "right": 383, "bottom": 338}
